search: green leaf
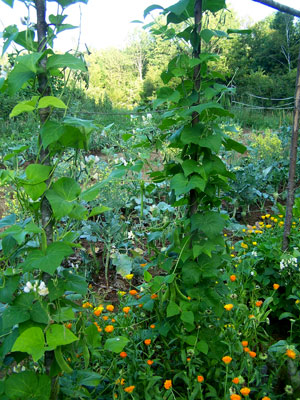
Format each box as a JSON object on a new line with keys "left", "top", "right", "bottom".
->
{"left": 52, "top": 307, "right": 75, "bottom": 322}
{"left": 181, "top": 124, "right": 205, "bottom": 144}
{"left": 85, "top": 324, "right": 102, "bottom": 348}
{"left": 12, "top": 327, "right": 45, "bottom": 361}
{"left": 201, "top": 29, "right": 215, "bottom": 43}
{"left": 144, "top": 270, "right": 152, "bottom": 282}
{"left": 203, "top": 0, "right": 225, "bottom": 12}
{"left": 53, "top": 177, "right": 81, "bottom": 200}
{"left": 15, "top": 29, "right": 37, "bottom": 51}
{"left": 48, "top": 0, "right": 88, "bottom": 7}
{"left": 46, "top": 324, "right": 78, "bottom": 349}
{"left": 5, "top": 373, "right": 51, "bottom": 400}
{"left": 23, "top": 182, "right": 47, "bottom": 201}
{"left": 191, "top": 212, "right": 225, "bottom": 238}
{"left": 47, "top": 53, "right": 86, "bottom": 71}
{"left": 9, "top": 99, "right": 36, "bottom": 117}
{"left": 0, "top": 275, "right": 20, "bottom": 303}
{"left": 167, "top": 300, "right": 181, "bottom": 317}
{"left": 80, "top": 182, "right": 102, "bottom": 201}
{"left": 197, "top": 340, "right": 208, "bottom": 354}
{"left": 104, "top": 336, "right": 129, "bottom": 353}
{"left": 111, "top": 253, "right": 132, "bottom": 277}
{"left": 165, "top": 0, "right": 190, "bottom": 15}
{"left": 227, "top": 29, "right": 251, "bottom": 34}
{"left": 1, "top": 0, "right": 14, "bottom": 7}
{"left": 170, "top": 173, "right": 188, "bottom": 196}
{"left": 89, "top": 206, "right": 111, "bottom": 217}
{"left": 63, "top": 271, "right": 88, "bottom": 295}
{"left": 38, "top": 96, "right": 67, "bottom": 109}
{"left": 144, "top": 4, "right": 164, "bottom": 18}
{"left": 76, "top": 371, "right": 101, "bottom": 387}
{"left": 181, "top": 310, "right": 194, "bottom": 324}
{"left": 182, "top": 261, "right": 201, "bottom": 286}
{"left": 182, "top": 160, "right": 198, "bottom": 177}
{"left": 223, "top": 137, "right": 247, "bottom": 154}
{"left": 25, "top": 164, "right": 52, "bottom": 184}
{"left": 40, "top": 120, "right": 65, "bottom": 148}
{"left": 2, "top": 24, "right": 18, "bottom": 55}
{"left": 0, "top": 214, "right": 16, "bottom": 228}
{"left": 22, "top": 242, "right": 73, "bottom": 275}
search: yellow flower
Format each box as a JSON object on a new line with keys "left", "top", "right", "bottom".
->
{"left": 104, "top": 325, "right": 114, "bottom": 333}
{"left": 119, "top": 291, "right": 126, "bottom": 296}
{"left": 124, "top": 386, "right": 135, "bottom": 393}
{"left": 123, "top": 306, "right": 130, "bottom": 314}
{"left": 252, "top": 242, "right": 257, "bottom": 246}
{"left": 241, "top": 242, "right": 248, "bottom": 249}
{"left": 125, "top": 274, "right": 134, "bottom": 280}
{"left": 106, "top": 304, "right": 114, "bottom": 312}
{"left": 93, "top": 306, "right": 104, "bottom": 316}
{"left": 286, "top": 349, "right": 296, "bottom": 359}
{"left": 222, "top": 355, "right": 232, "bottom": 364}
{"left": 266, "top": 224, "right": 272, "bottom": 229}
{"left": 224, "top": 304, "right": 234, "bottom": 311}
{"left": 82, "top": 301, "right": 93, "bottom": 308}
{"left": 278, "top": 214, "right": 283, "bottom": 218}
{"left": 164, "top": 380, "right": 172, "bottom": 389}
{"left": 265, "top": 214, "right": 270, "bottom": 218}
{"left": 261, "top": 215, "right": 266, "bottom": 219}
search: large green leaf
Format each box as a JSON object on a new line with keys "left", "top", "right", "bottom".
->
{"left": 1, "top": 0, "right": 14, "bottom": 7}
{"left": 0, "top": 275, "right": 20, "bottom": 304}
{"left": 23, "top": 182, "right": 47, "bottom": 201}
{"left": 1, "top": 24, "right": 18, "bottom": 55}
{"left": 63, "top": 271, "right": 88, "bottom": 295}
{"left": 40, "top": 120, "right": 65, "bottom": 148}
{"left": 191, "top": 212, "right": 225, "bottom": 238}
{"left": 48, "top": 0, "right": 88, "bottom": 6}
{"left": 47, "top": 53, "right": 86, "bottom": 71}
{"left": 38, "top": 96, "right": 67, "bottom": 109}
{"left": 14, "top": 29, "right": 37, "bottom": 51}
{"left": 12, "top": 327, "right": 45, "bottom": 361}
{"left": 144, "top": 4, "right": 164, "bottom": 18}
{"left": 1, "top": 305, "right": 30, "bottom": 330}
{"left": 170, "top": 173, "right": 189, "bottom": 196}
{"left": 5, "top": 372, "right": 50, "bottom": 400}
{"left": 25, "top": 164, "right": 52, "bottom": 184}
{"left": 165, "top": 0, "right": 190, "bottom": 16}
{"left": 180, "top": 124, "right": 205, "bottom": 144}
{"left": 80, "top": 182, "right": 102, "bottom": 201}
{"left": 46, "top": 324, "right": 78, "bottom": 349}
{"left": 182, "top": 261, "right": 201, "bottom": 286}
{"left": 167, "top": 300, "right": 181, "bottom": 317}
{"left": 9, "top": 96, "right": 38, "bottom": 118}
{"left": 203, "top": 0, "right": 226, "bottom": 12}
{"left": 104, "top": 336, "right": 129, "bottom": 353}
{"left": 22, "top": 242, "right": 73, "bottom": 275}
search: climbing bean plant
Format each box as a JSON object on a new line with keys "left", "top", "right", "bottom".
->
{"left": 0, "top": 1, "right": 110, "bottom": 399}
{"left": 144, "top": 0, "right": 247, "bottom": 360}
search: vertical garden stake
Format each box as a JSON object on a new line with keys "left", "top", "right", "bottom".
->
{"left": 282, "top": 46, "right": 300, "bottom": 251}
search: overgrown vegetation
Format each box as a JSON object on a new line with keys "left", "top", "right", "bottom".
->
{"left": 0, "top": 0, "right": 300, "bottom": 400}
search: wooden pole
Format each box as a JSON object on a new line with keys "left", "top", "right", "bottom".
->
{"left": 252, "top": 0, "right": 300, "bottom": 18}
{"left": 282, "top": 46, "right": 300, "bottom": 251}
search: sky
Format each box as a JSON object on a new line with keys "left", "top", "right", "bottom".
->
{"left": 0, "top": 0, "right": 299, "bottom": 52}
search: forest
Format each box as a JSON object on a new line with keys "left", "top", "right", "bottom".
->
{"left": 1, "top": 0, "right": 300, "bottom": 399}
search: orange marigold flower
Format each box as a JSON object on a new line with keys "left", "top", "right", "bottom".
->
{"left": 249, "top": 351, "right": 256, "bottom": 358}
{"left": 273, "top": 283, "right": 280, "bottom": 290}
{"left": 123, "top": 306, "right": 130, "bottom": 314}
{"left": 243, "top": 347, "right": 250, "bottom": 353}
{"left": 262, "top": 397, "right": 271, "bottom": 400}
{"left": 106, "top": 304, "right": 114, "bottom": 312}
{"left": 104, "top": 325, "right": 114, "bottom": 333}
{"left": 286, "top": 349, "right": 296, "bottom": 359}
{"left": 120, "top": 352, "right": 127, "bottom": 358}
{"left": 231, "top": 395, "right": 241, "bottom": 400}
{"left": 140, "top": 263, "right": 147, "bottom": 267}
{"left": 129, "top": 290, "right": 138, "bottom": 296}
{"left": 102, "top": 316, "right": 109, "bottom": 321}
{"left": 256, "top": 300, "right": 263, "bottom": 307}
{"left": 248, "top": 314, "right": 255, "bottom": 319}
{"left": 147, "top": 359, "right": 154, "bottom": 365}
{"left": 230, "top": 274, "right": 236, "bottom": 282}
{"left": 164, "top": 380, "right": 172, "bottom": 390}
{"left": 232, "top": 377, "right": 240, "bottom": 384}
{"left": 222, "top": 356, "right": 232, "bottom": 364}
{"left": 186, "top": 357, "right": 191, "bottom": 362}
{"left": 120, "top": 378, "right": 125, "bottom": 385}
{"left": 111, "top": 318, "right": 116, "bottom": 323}
{"left": 94, "top": 309, "right": 102, "bottom": 317}
{"left": 197, "top": 375, "right": 204, "bottom": 383}
{"left": 240, "top": 387, "right": 251, "bottom": 396}
{"left": 124, "top": 386, "right": 135, "bottom": 393}
{"left": 138, "top": 304, "right": 143, "bottom": 308}
{"left": 151, "top": 293, "right": 158, "bottom": 299}
{"left": 224, "top": 304, "right": 234, "bottom": 311}
{"left": 144, "top": 339, "right": 151, "bottom": 345}
{"left": 241, "top": 341, "right": 248, "bottom": 347}
{"left": 150, "top": 324, "right": 155, "bottom": 329}
{"left": 65, "top": 323, "right": 72, "bottom": 329}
